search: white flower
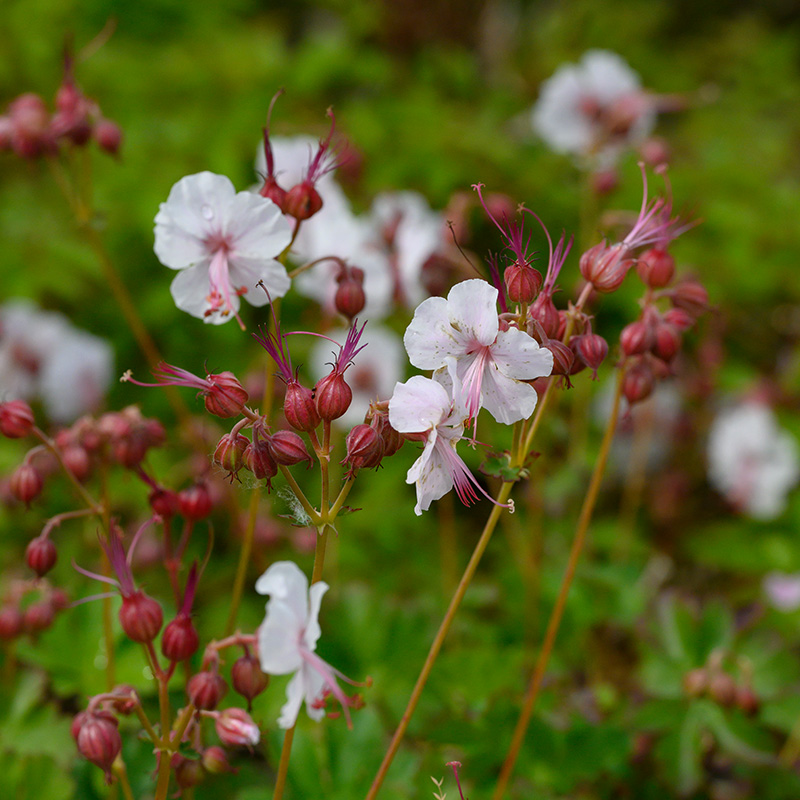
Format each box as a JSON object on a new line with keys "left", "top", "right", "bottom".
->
{"left": 154, "top": 172, "right": 293, "bottom": 327}
{"left": 403, "top": 279, "right": 553, "bottom": 425}
{"left": 389, "top": 360, "right": 512, "bottom": 515}
{"left": 532, "top": 50, "right": 655, "bottom": 167}
{"left": 707, "top": 401, "right": 800, "bottom": 519}
{"left": 309, "top": 325, "right": 404, "bottom": 428}
{"left": 256, "top": 561, "right": 354, "bottom": 729}
{"left": 763, "top": 572, "right": 800, "bottom": 613}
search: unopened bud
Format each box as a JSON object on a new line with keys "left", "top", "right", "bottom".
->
{"left": 10, "top": 463, "right": 43, "bottom": 505}
{"left": 188, "top": 671, "right": 228, "bottom": 710}
{"left": 370, "top": 412, "right": 404, "bottom": 457}
{"left": 528, "top": 294, "right": 560, "bottom": 339}
{"left": 108, "top": 685, "right": 139, "bottom": 715}
{"left": 204, "top": 372, "right": 248, "bottom": 418}
{"left": 284, "top": 181, "right": 323, "bottom": 220}
{"left": 708, "top": 671, "right": 737, "bottom": 707}
{"left": 62, "top": 444, "right": 91, "bottom": 482}
{"left": 161, "top": 614, "right": 200, "bottom": 662}
{"left": 652, "top": 321, "right": 681, "bottom": 362}
{"left": 572, "top": 333, "right": 608, "bottom": 378}
{"left": 94, "top": 118, "right": 123, "bottom": 155}
{"left": 26, "top": 536, "right": 57, "bottom": 577}
{"left": 335, "top": 266, "right": 366, "bottom": 319}
{"left": 215, "top": 707, "right": 260, "bottom": 747}
{"left": 622, "top": 361, "right": 655, "bottom": 405}
{"left": 579, "top": 242, "right": 632, "bottom": 293}
{"left": 76, "top": 710, "right": 122, "bottom": 783}
{"left": 213, "top": 433, "right": 249, "bottom": 478}
{"left": 344, "top": 424, "right": 384, "bottom": 470}
{"left": 178, "top": 482, "right": 213, "bottom": 521}
{"left": 735, "top": 685, "right": 760, "bottom": 717}
{"left": 284, "top": 382, "right": 321, "bottom": 432}
{"left": 268, "top": 430, "right": 313, "bottom": 466}
{"left": 0, "top": 400, "right": 34, "bottom": 438}
{"left": 23, "top": 601, "right": 55, "bottom": 633}
{"left": 203, "top": 745, "right": 233, "bottom": 774}
{"left": 620, "top": 319, "right": 654, "bottom": 357}
{"left": 662, "top": 307, "right": 694, "bottom": 331}
{"left": 544, "top": 339, "right": 574, "bottom": 378}
{"left": 231, "top": 654, "right": 269, "bottom": 705}
{"left": 119, "top": 591, "right": 163, "bottom": 643}
{"left": 314, "top": 372, "right": 353, "bottom": 421}
{"left": 636, "top": 248, "right": 675, "bottom": 288}
{"left": 174, "top": 755, "right": 205, "bottom": 788}
{"left": 0, "top": 606, "right": 23, "bottom": 640}
{"left": 149, "top": 488, "right": 179, "bottom": 518}
{"left": 259, "top": 176, "right": 287, "bottom": 210}
{"left": 591, "top": 169, "right": 619, "bottom": 196}
{"left": 670, "top": 279, "right": 709, "bottom": 318}
{"left": 244, "top": 439, "right": 278, "bottom": 482}
{"left": 504, "top": 264, "right": 543, "bottom": 305}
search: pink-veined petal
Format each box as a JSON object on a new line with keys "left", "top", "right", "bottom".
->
{"left": 403, "top": 296, "right": 464, "bottom": 370}
{"left": 491, "top": 327, "right": 554, "bottom": 380}
{"left": 257, "top": 597, "right": 304, "bottom": 675}
{"left": 445, "top": 279, "right": 499, "bottom": 345}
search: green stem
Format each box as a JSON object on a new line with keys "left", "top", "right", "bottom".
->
{"left": 279, "top": 465, "right": 322, "bottom": 525}
{"left": 491, "top": 368, "right": 625, "bottom": 800}
{"left": 272, "top": 725, "right": 296, "bottom": 800}
{"left": 224, "top": 491, "right": 260, "bottom": 636}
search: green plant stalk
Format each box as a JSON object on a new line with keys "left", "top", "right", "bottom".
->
{"left": 491, "top": 368, "right": 624, "bottom": 800}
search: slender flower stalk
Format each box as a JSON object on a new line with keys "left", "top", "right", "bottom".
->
{"left": 491, "top": 369, "right": 625, "bottom": 800}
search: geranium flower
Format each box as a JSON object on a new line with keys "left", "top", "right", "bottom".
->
{"left": 532, "top": 50, "right": 656, "bottom": 167}
{"left": 389, "top": 360, "right": 513, "bottom": 515}
{"left": 154, "top": 172, "right": 293, "bottom": 328}
{"left": 707, "top": 400, "right": 800, "bottom": 519}
{"left": 403, "top": 279, "right": 553, "bottom": 425}
{"left": 256, "top": 561, "right": 356, "bottom": 729}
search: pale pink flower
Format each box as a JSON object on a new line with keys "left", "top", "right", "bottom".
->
{"left": 532, "top": 50, "right": 655, "bottom": 167}
{"left": 154, "top": 172, "right": 293, "bottom": 328}
{"left": 403, "top": 279, "right": 553, "bottom": 425}
{"left": 256, "top": 561, "right": 356, "bottom": 729}
{"left": 764, "top": 572, "right": 800, "bottom": 613}
{"left": 389, "top": 360, "right": 512, "bottom": 515}
{"left": 214, "top": 708, "right": 260, "bottom": 747}
{"left": 707, "top": 401, "right": 800, "bottom": 520}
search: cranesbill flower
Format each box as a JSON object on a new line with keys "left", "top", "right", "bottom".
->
{"left": 403, "top": 279, "right": 553, "bottom": 425}
{"left": 256, "top": 561, "right": 356, "bottom": 729}
{"left": 707, "top": 400, "right": 800, "bottom": 520}
{"left": 154, "top": 172, "right": 293, "bottom": 328}
{"left": 389, "top": 361, "right": 513, "bottom": 515}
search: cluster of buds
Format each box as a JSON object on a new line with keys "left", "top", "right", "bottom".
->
{"left": 683, "top": 653, "right": 759, "bottom": 716}
{"left": 258, "top": 92, "right": 338, "bottom": 222}
{"left": 0, "top": 578, "right": 69, "bottom": 640}
{"left": 0, "top": 55, "right": 122, "bottom": 159}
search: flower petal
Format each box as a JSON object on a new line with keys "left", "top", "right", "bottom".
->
{"left": 389, "top": 376, "right": 450, "bottom": 434}
{"left": 257, "top": 597, "right": 304, "bottom": 675}
{"left": 411, "top": 439, "right": 455, "bottom": 515}
{"left": 255, "top": 562, "right": 309, "bottom": 621}
{"left": 403, "top": 296, "right": 463, "bottom": 370}
{"left": 228, "top": 256, "right": 291, "bottom": 305}
{"left": 303, "top": 580, "right": 329, "bottom": 652}
{"left": 479, "top": 364, "right": 540, "bottom": 424}
{"left": 491, "top": 327, "right": 554, "bottom": 380}
{"left": 302, "top": 665, "right": 327, "bottom": 722}
{"left": 226, "top": 191, "right": 293, "bottom": 257}
{"left": 169, "top": 263, "right": 217, "bottom": 321}
{"left": 278, "top": 669, "right": 307, "bottom": 729}
{"left": 445, "top": 279, "right": 499, "bottom": 345}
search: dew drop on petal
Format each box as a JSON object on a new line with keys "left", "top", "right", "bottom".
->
{"left": 201, "top": 204, "right": 214, "bottom": 221}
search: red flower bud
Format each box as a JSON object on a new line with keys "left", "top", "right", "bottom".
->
{"left": 662, "top": 307, "right": 694, "bottom": 331}
{"left": 215, "top": 707, "right": 260, "bottom": 747}
{"left": 62, "top": 444, "right": 91, "bottom": 482}
{"left": 119, "top": 591, "right": 163, "bottom": 643}
{"left": 343, "top": 424, "right": 384, "bottom": 470}
{"left": 335, "top": 266, "right": 366, "bottom": 320}
{"left": 529, "top": 294, "right": 560, "bottom": 339}
{"left": 708, "top": 672, "right": 737, "bottom": 707}
{"left": 670, "top": 279, "right": 709, "bottom": 317}
{"left": 178, "top": 483, "right": 213, "bottom": 521}
{"left": 543, "top": 339, "right": 574, "bottom": 378}
{"left": 572, "top": 333, "right": 608, "bottom": 378}
{"left": 108, "top": 685, "right": 139, "bottom": 715}
{"left": 231, "top": 654, "right": 269, "bottom": 705}
{"left": 94, "top": 118, "right": 123, "bottom": 155}
{"left": 203, "top": 372, "right": 249, "bottom": 418}
{"left": 259, "top": 176, "right": 287, "bottom": 210}
{"left": 620, "top": 319, "right": 654, "bottom": 357}
{"left": 504, "top": 264, "right": 543, "bottom": 305}
{"left": 23, "top": 601, "right": 55, "bottom": 633}
{"left": 26, "top": 536, "right": 57, "bottom": 577}
{"left": 283, "top": 181, "right": 323, "bottom": 220}
{"left": 622, "top": 361, "right": 655, "bottom": 405}
{"left": 314, "top": 372, "right": 353, "bottom": 421}
{"left": 149, "top": 488, "right": 179, "bottom": 518}
{"left": 652, "top": 321, "right": 681, "bottom": 362}
{"left": 636, "top": 247, "right": 675, "bottom": 288}
{"left": 268, "top": 430, "right": 313, "bottom": 466}
{"left": 161, "top": 614, "right": 200, "bottom": 662}
{"left": 203, "top": 745, "right": 233, "bottom": 774}
{"left": 370, "top": 411, "right": 404, "bottom": 457}
{"left": 10, "top": 463, "right": 43, "bottom": 505}
{"left": 174, "top": 756, "right": 205, "bottom": 788}
{"left": 0, "top": 400, "right": 34, "bottom": 438}
{"left": 284, "top": 382, "right": 321, "bottom": 432}
{"left": 76, "top": 710, "right": 122, "bottom": 783}
{"left": 0, "top": 606, "right": 23, "bottom": 640}
{"left": 213, "top": 433, "right": 249, "bottom": 478}
{"left": 579, "top": 242, "right": 632, "bottom": 293}
{"left": 244, "top": 438, "right": 278, "bottom": 482}
{"left": 188, "top": 671, "right": 228, "bottom": 710}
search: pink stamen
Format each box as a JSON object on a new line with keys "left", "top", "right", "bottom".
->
{"left": 461, "top": 345, "right": 492, "bottom": 421}
{"left": 300, "top": 646, "right": 356, "bottom": 729}
{"left": 435, "top": 439, "right": 513, "bottom": 512}
{"left": 207, "top": 248, "right": 245, "bottom": 330}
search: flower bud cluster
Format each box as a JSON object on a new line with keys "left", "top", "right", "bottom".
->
{"left": 0, "top": 578, "right": 68, "bottom": 640}
{"left": 682, "top": 657, "right": 759, "bottom": 717}
{"left": 0, "top": 60, "right": 122, "bottom": 160}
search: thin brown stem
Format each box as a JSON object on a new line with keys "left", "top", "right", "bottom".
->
{"left": 491, "top": 368, "right": 625, "bottom": 800}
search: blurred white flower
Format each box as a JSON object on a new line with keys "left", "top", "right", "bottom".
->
{"left": 532, "top": 50, "right": 655, "bottom": 167}
{"left": 707, "top": 401, "right": 800, "bottom": 519}
{"left": 256, "top": 561, "right": 355, "bottom": 729}
{"left": 154, "top": 171, "right": 292, "bottom": 327}
{"left": 309, "top": 325, "right": 404, "bottom": 428}
{"left": 0, "top": 300, "right": 113, "bottom": 423}
{"left": 763, "top": 572, "right": 800, "bottom": 613}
